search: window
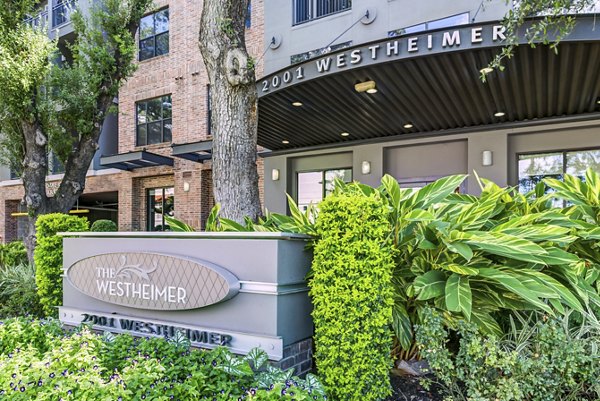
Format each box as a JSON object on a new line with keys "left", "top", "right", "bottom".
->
{"left": 388, "top": 12, "right": 469, "bottom": 37}
{"left": 293, "top": 0, "right": 352, "bottom": 25}
{"left": 518, "top": 148, "right": 600, "bottom": 205}
{"left": 245, "top": 1, "right": 252, "bottom": 28}
{"left": 206, "top": 85, "right": 212, "bottom": 136}
{"left": 52, "top": 0, "right": 75, "bottom": 28}
{"left": 136, "top": 95, "right": 172, "bottom": 146}
{"left": 147, "top": 187, "right": 174, "bottom": 231}
{"left": 297, "top": 168, "right": 352, "bottom": 211}
{"left": 139, "top": 8, "right": 169, "bottom": 61}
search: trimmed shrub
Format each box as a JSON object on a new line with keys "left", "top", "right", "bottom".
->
{"left": 34, "top": 213, "right": 89, "bottom": 317}
{"left": 310, "top": 186, "right": 395, "bottom": 401}
{"left": 90, "top": 219, "right": 117, "bottom": 232}
{"left": 0, "top": 263, "right": 43, "bottom": 318}
{"left": 0, "top": 241, "right": 27, "bottom": 268}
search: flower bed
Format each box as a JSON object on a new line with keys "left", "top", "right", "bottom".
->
{"left": 0, "top": 318, "right": 326, "bottom": 400}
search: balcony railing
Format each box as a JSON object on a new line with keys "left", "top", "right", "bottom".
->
{"left": 52, "top": 0, "right": 76, "bottom": 28}
{"left": 293, "top": 0, "right": 351, "bottom": 25}
{"left": 25, "top": 10, "right": 49, "bottom": 29}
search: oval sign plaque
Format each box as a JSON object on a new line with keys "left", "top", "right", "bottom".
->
{"left": 66, "top": 253, "right": 239, "bottom": 311}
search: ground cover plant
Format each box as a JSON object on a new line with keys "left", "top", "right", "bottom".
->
{"left": 0, "top": 317, "right": 327, "bottom": 400}
{"left": 416, "top": 307, "right": 600, "bottom": 401}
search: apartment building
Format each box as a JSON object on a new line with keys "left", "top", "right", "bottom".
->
{"left": 2, "top": 0, "right": 599, "bottom": 242}
{"left": 0, "top": 0, "right": 264, "bottom": 241}
{"left": 258, "top": 0, "right": 600, "bottom": 213}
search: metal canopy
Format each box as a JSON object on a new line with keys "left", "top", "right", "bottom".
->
{"left": 171, "top": 140, "right": 213, "bottom": 163}
{"left": 257, "top": 41, "right": 600, "bottom": 152}
{"left": 100, "top": 150, "right": 174, "bottom": 171}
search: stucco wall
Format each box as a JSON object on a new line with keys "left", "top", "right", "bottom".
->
{"left": 263, "top": 0, "right": 511, "bottom": 74}
{"left": 263, "top": 120, "right": 600, "bottom": 213}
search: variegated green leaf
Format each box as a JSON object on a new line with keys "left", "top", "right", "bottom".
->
{"left": 392, "top": 303, "right": 413, "bottom": 351}
{"left": 470, "top": 311, "right": 502, "bottom": 336}
{"left": 164, "top": 215, "right": 195, "bottom": 232}
{"left": 445, "top": 274, "right": 472, "bottom": 320}
{"left": 445, "top": 241, "right": 473, "bottom": 262}
{"left": 537, "top": 247, "right": 580, "bottom": 266}
{"left": 404, "top": 209, "right": 435, "bottom": 221}
{"left": 516, "top": 269, "right": 583, "bottom": 312}
{"left": 245, "top": 347, "right": 268, "bottom": 370}
{"left": 414, "top": 270, "right": 447, "bottom": 301}
{"left": 463, "top": 232, "right": 548, "bottom": 264}
{"left": 442, "top": 263, "right": 478, "bottom": 276}
{"left": 477, "top": 268, "right": 553, "bottom": 314}
{"left": 497, "top": 225, "right": 576, "bottom": 244}
{"left": 581, "top": 227, "right": 600, "bottom": 240}
{"left": 405, "top": 174, "right": 468, "bottom": 210}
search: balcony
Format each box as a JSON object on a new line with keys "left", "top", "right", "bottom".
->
{"left": 293, "top": 0, "right": 351, "bottom": 26}
{"left": 52, "top": 0, "right": 77, "bottom": 28}
{"left": 25, "top": 9, "right": 49, "bottom": 29}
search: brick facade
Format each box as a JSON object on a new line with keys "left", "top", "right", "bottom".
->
{"left": 0, "top": 0, "right": 265, "bottom": 241}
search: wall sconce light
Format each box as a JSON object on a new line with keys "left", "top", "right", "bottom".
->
{"left": 482, "top": 150, "right": 493, "bottom": 166}
{"left": 272, "top": 169, "right": 280, "bottom": 181}
{"left": 361, "top": 161, "right": 371, "bottom": 175}
{"left": 183, "top": 182, "right": 190, "bottom": 192}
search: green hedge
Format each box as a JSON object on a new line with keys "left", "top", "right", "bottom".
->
{"left": 310, "top": 187, "right": 395, "bottom": 401}
{"left": 90, "top": 219, "right": 117, "bottom": 232}
{"left": 0, "top": 241, "right": 27, "bottom": 268}
{"left": 34, "top": 213, "right": 89, "bottom": 317}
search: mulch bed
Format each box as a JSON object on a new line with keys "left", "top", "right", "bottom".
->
{"left": 386, "top": 374, "right": 444, "bottom": 401}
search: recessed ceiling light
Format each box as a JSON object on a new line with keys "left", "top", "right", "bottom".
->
{"left": 341, "top": 132, "right": 350, "bottom": 137}
{"left": 292, "top": 101, "right": 303, "bottom": 107}
{"left": 403, "top": 123, "right": 414, "bottom": 129}
{"left": 494, "top": 111, "right": 505, "bottom": 117}
{"left": 366, "top": 88, "right": 378, "bottom": 94}
{"left": 282, "top": 140, "right": 289, "bottom": 144}
{"left": 480, "top": 67, "right": 494, "bottom": 74}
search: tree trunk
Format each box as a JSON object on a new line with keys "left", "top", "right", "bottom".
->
{"left": 21, "top": 120, "right": 51, "bottom": 262}
{"left": 199, "top": 0, "right": 262, "bottom": 224}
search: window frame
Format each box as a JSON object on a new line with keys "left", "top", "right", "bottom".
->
{"left": 138, "top": 7, "right": 170, "bottom": 62}
{"left": 135, "top": 94, "right": 173, "bottom": 147}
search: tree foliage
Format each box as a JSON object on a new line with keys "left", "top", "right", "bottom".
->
{"left": 484, "top": 0, "right": 597, "bottom": 78}
{"left": 0, "top": 0, "right": 151, "bottom": 259}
